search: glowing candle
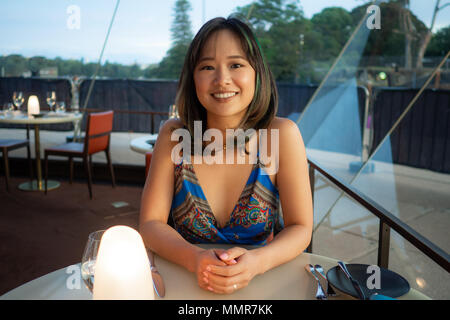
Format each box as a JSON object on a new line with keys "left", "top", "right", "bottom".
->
{"left": 27, "top": 95, "right": 40, "bottom": 116}
{"left": 92, "top": 225, "right": 154, "bottom": 300}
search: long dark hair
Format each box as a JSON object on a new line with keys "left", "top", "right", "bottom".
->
{"left": 175, "top": 17, "right": 278, "bottom": 142}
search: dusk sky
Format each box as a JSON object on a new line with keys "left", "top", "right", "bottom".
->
{"left": 1, "top": 0, "right": 449, "bottom": 66}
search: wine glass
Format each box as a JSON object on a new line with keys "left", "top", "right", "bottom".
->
{"left": 3, "top": 103, "right": 14, "bottom": 117}
{"left": 12, "top": 92, "right": 24, "bottom": 112}
{"left": 168, "top": 104, "right": 178, "bottom": 119}
{"left": 56, "top": 101, "right": 66, "bottom": 113}
{"left": 46, "top": 91, "right": 56, "bottom": 112}
{"left": 81, "top": 230, "right": 105, "bottom": 293}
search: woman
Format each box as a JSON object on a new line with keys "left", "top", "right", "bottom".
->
{"left": 139, "top": 17, "right": 313, "bottom": 294}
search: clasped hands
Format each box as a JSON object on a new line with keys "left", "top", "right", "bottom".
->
{"left": 194, "top": 247, "right": 261, "bottom": 294}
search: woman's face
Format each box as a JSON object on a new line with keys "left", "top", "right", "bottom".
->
{"left": 193, "top": 29, "right": 256, "bottom": 124}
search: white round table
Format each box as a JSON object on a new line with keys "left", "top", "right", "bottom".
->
{"left": 0, "top": 111, "right": 83, "bottom": 191}
{"left": 129, "top": 134, "right": 158, "bottom": 154}
{"left": 0, "top": 244, "right": 429, "bottom": 300}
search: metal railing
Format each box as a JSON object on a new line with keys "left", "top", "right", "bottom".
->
{"left": 307, "top": 158, "right": 450, "bottom": 273}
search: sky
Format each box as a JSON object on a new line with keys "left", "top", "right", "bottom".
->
{"left": 0, "top": 0, "right": 449, "bottom": 66}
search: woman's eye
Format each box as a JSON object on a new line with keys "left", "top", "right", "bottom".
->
{"left": 231, "top": 64, "right": 243, "bottom": 69}
{"left": 200, "top": 65, "right": 214, "bottom": 70}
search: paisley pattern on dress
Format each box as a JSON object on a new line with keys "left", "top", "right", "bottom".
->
{"left": 171, "top": 154, "right": 283, "bottom": 245}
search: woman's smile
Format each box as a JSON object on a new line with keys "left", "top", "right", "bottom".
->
{"left": 211, "top": 91, "right": 239, "bottom": 101}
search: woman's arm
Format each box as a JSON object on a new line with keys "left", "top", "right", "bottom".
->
{"left": 203, "top": 118, "right": 313, "bottom": 293}
{"left": 254, "top": 117, "right": 313, "bottom": 271}
{"left": 139, "top": 119, "right": 227, "bottom": 289}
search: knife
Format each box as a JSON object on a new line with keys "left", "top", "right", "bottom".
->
{"left": 147, "top": 249, "right": 166, "bottom": 298}
{"left": 337, "top": 261, "right": 366, "bottom": 300}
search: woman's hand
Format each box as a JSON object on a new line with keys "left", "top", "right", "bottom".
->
{"left": 193, "top": 249, "right": 229, "bottom": 292}
{"left": 202, "top": 247, "right": 262, "bottom": 294}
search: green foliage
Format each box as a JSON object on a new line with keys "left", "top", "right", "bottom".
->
{"left": 234, "top": 0, "right": 311, "bottom": 82}
{"left": 146, "top": 0, "right": 193, "bottom": 80}
{"left": 311, "top": 7, "right": 353, "bottom": 60}
{"left": 351, "top": 2, "right": 428, "bottom": 57}
{"left": 171, "top": 0, "right": 194, "bottom": 46}
{"left": 426, "top": 25, "right": 450, "bottom": 56}
{"left": 0, "top": 54, "right": 147, "bottom": 79}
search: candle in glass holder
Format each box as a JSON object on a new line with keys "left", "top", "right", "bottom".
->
{"left": 92, "top": 225, "right": 154, "bottom": 300}
{"left": 27, "top": 95, "right": 40, "bottom": 116}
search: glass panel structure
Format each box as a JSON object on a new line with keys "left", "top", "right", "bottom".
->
{"left": 297, "top": 1, "right": 449, "bottom": 300}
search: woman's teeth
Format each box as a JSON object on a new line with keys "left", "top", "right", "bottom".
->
{"left": 213, "top": 92, "right": 237, "bottom": 99}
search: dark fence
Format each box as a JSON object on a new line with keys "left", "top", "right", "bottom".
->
{"left": 370, "top": 87, "right": 450, "bottom": 173}
{"left": 79, "top": 79, "right": 179, "bottom": 133}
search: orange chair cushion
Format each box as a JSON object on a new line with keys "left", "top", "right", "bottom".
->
{"left": 87, "top": 111, "right": 114, "bottom": 155}
{"left": 145, "top": 152, "right": 153, "bottom": 178}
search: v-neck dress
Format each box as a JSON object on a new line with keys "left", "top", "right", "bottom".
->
{"left": 171, "top": 154, "right": 284, "bottom": 245}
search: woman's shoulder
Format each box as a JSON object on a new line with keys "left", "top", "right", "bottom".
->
{"left": 161, "top": 118, "right": 184, "bottom": 131}
{"left": 158, "top": 118, "right": 185, "bottom": 138}
{"left": 267, "top": 116, "right": 301, "bottom": 136}
{"left": 154, "top": 118, "right": 186, "bottom": 155}
{"left": 267, "top": 116, "right": 305, "bottom": 154}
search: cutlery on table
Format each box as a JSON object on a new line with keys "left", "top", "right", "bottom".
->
{"left": 314, "top": 264, "right": 337, "bottom": 296}
{"left": 337, "top": 261, "right": 366, "bottom": 300}
{"left": 147, "top": 249, "right": 166, "bottom": 298}
{"left": 304, "top": 264, "right": 327, "bottom": 300}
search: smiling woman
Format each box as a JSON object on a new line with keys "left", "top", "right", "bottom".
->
{"left": 139, "top": 16, "right": 313, "bottom": 295}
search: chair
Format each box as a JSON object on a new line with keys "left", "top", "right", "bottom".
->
{"left": 0, "top": 126, "right": 33, "bottom": 192}
{"left": 44, "top": 111, "right": 115, "bottom": 199}
{"left": 0, "top": 139, "right": 33, "bottom": 192}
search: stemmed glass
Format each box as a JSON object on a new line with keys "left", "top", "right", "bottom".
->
{"left": 12, "top": 92, "right": 24, "bottom": 112}
{"left": 46, "top": 91, "right": 56, "bottom": 112}
{"left": 81, "top": 230, "right": 105, "bottom": 293}
{"left": 56, "top": 101, "right": 66, "bottom": 113}
{"left": 168, "top": 104, "right": 178, "bottom": 119}
{"left": 159, "top": 104, "right": 178, "bottom": 133}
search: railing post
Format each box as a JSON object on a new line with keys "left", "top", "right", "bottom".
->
{"left": 306, "top": 163, "right": 315, "bottom": 253}
{"left": 377, "top": 220, "right": 391, "bottom": 268}
{"left": 151, "top": 113, "right": 155, "bottom": 134}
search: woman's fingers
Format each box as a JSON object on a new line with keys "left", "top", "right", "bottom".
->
{"left": 195, "top": 249, "right": 227, "bottom": 290}
{"left": 206, "top": 262, "right": 241, "bottom": 277}
{"left": 213, "top": 249, "right": 237, "bottom": 265}
{"left": 217, "top": 247, "right": 246, "bottom": 263}
{"left": 203, "top": 272, "right": 249, "bottom": 294}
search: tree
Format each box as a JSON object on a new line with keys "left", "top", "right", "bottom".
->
{"left": 426, "top": 25, "right": 450, "bottom": 56}
{"left": 311, "top": 7, "right": 354, "bottom": 61}
{"left": 234, "top": 0, "right": 310, "bottom": 81}
{"left": 149, "top": 0, "right": 193, "bottom": 79}
{"left": 415, "top": 0, "right": 450, "bottom": 68}
{"left": 3, "top": 55, "right": 28, "bottom": 76}
{"left": 351, "top": 2, "right": 429, "bottom": 68}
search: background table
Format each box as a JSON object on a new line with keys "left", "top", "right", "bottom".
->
{"left": 129, "top": 134, "right": 157, "bottom": 154}
{"left": 0, "top": 245, "right": 429, "bottom": 300}
{"left": 0, "top": 112, "right": 83, "bottom": 191}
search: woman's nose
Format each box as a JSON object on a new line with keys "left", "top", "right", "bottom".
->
{"left": 213, "top": 67, "right": 231, "bottom": 86}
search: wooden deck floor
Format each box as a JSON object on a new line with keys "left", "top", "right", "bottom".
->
{"left": 0, "top": 176, "right": 143, "bottom": 295}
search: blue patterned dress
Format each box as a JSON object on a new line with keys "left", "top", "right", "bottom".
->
{"left": 171, "top": 155, "right": 284, "bottom": 245}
